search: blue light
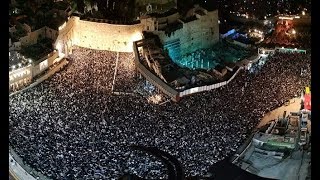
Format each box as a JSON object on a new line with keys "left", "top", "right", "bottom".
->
{"left": 168, "top": 42, "right": 249, "bottom": 70}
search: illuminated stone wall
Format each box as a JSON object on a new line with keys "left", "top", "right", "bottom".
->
{"left": 54, "top": 16, "right": 78, "bottom": 55}
{"left": 140, "top": 12, "right": 180, "bottom": 31}
{"left": 155, "top": 10, "right": 219, "bottom": 59}
{"left": 32, "top": 51, "right": 59, "bottom": 77}
{"left": 54, "top": 9, "right": 218, "bottom": 53}
{"left": 73, "top": 19, "right": 144, "bottom": 52}
{"left": 54, "top": 17, "right": 144, "bottom": 53}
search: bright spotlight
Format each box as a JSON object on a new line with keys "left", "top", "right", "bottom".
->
{"left": 292, "top": 29, "right": 296, "bottom": 34}
{"left": 147, "top": 94, "right": 163, "bottom": 104}
{"left": 302, "top": 11, "right": 305, "bottom": 15}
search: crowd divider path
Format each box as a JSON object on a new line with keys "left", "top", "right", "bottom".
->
{"left": 111, "top": 52, "right": 120, "bottom": 92}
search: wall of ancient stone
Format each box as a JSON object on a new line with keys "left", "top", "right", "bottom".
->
{"left": 72, "top": 19, "right": 144, "bottom": 52}
{"left": 155, "top": 10, "right": 219, "bottom": 57}
{"left": 54, "top": 9, "right": 218, "bottom": 53}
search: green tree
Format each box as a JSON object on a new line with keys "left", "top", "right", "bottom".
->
{"left": 72, "top": 0, "right": 85, "bottom": 13}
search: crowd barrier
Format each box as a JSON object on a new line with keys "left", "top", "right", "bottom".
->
{"left": 275, "top": 47, "right": 307, "bottom": 54}
{"left": 179, "top": 67, "right": 243, "bottom": 97}
{"left": 231, "top": 132, "right": 256, "bottom": 164}
{"left": 9, "top": 147, "right": 50, "bottom": 180}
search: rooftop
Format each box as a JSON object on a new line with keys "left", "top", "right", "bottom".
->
{"left": 19, "top": 38, "right": 53, "bottom": 62}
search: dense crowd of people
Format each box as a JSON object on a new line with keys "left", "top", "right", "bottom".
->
{"left": 9, "top": 46, "right": 310, "bottom": 179}
{"left": 113, "top": 52, "right": 137, "bottom": 93}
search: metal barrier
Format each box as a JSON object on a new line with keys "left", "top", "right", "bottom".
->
{"left": 9, "top": 147, "right": 51, "bottom": 180}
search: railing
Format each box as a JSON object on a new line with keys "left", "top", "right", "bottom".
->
{"left": 179, "top": 67, "right": 243, "bottom": 97}
{"left": 9, "top": 147, "right": 51, "bottom": 180}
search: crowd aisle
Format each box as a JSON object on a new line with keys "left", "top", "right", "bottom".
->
{"left": 9, "top": 47, "right": 311, "bottom": 179}
{"left": 113, "top": 52, "right": 137, "bottom": 93}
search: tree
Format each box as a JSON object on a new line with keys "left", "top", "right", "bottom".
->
{"left": 71, "top": 0, "right": 85, "bottom": 13}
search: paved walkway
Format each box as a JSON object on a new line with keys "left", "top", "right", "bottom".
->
{"left": 257, "top": 98, "right": 301, "bottom": 128}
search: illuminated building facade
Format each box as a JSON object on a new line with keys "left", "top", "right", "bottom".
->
{"left": 9, "top": 65, "right": 32, "bottom": 91}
